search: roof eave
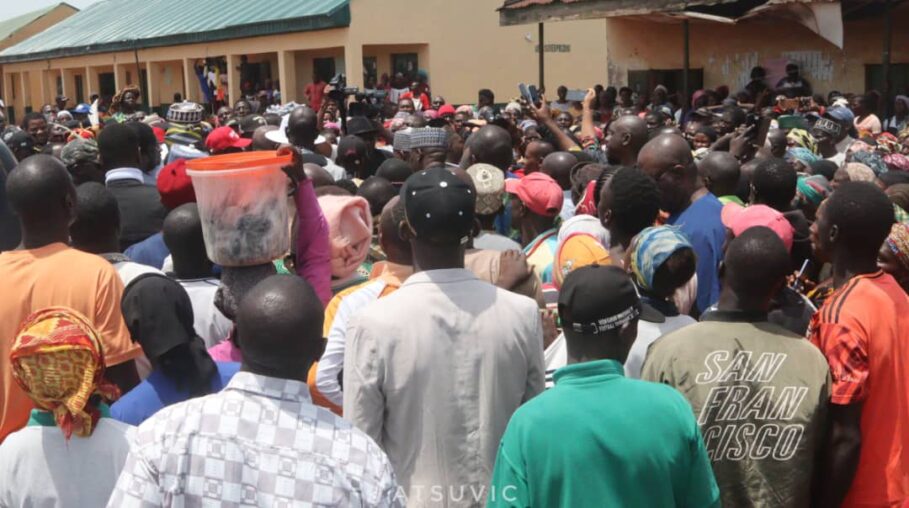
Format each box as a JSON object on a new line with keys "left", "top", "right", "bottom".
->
{"left": 0, "top": 3, "right": 350, "bottom": 65}
{"left": 498, "top": 0, "right": 738, "bottom": 25}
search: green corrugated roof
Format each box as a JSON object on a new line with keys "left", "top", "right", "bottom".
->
{"left": 0, "top": 3, "right": 72, "bottom": 44}
{"left": 0, "top": 0, "right": 350, "bottom": 64}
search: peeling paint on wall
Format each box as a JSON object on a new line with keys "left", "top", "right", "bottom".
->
{"left": 780, "top": 50, "right": 834, "bottom": 82}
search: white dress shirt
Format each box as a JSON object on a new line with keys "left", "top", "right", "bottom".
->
{"left": 108, "top": 372, "right": 402, "bottom": 507}
{"left": 343, "top": 269, "right": 545, "bottom": 506}
{"left": 105, "top": 167, "right": 145, "bottom": 185}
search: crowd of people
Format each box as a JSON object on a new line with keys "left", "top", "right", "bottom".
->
{"left": 0, "top": 59, "right": 908, "bottom": 507}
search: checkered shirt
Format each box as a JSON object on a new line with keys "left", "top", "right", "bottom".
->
{"left": 107, "top": 372, "right": 402, "bottom": 507}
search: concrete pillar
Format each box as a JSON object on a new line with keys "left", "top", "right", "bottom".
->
{"left": 85, "top": 66, "right": 98, "bottom": 99}
{"left": 227, "top": 54, "right": 240, "bottom": 107}
{"left": 19, "top": 72, "right": 30, "bottom": 112}
{"left": 113, "top": 63, "right": 121, "bottom": 91}
{"left": 182, "top": 58, "right": 197, "bottom": 103}
{"left": 344, "top": 43, "right": 363, "bottom": 88}
{"left": 1, "top": 71, "right": 9, "bottom": 119}
{"left": 145, "top": 61, "right": 156, "bottom": 107}
{"left": 277, "top": 50, "right": 297, "bottom": 103}
{"left": 60, "top": 69, "right": 71, "bottom": 104}
{"left": 42, "top": 70, "right": 55, "bottom": 106}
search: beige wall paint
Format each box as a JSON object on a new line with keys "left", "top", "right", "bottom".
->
{"left": 605, "top": 5, "right": 909, "bottom": 96}
{"left": 346, "top": 0, "right": 609, "bottom": 104}
{"left": 2, "top": 0, "right": 610, "bottom": 111}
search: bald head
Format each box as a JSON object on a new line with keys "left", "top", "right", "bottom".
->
{"left": 379, "top": 196, "right": 411, "bottom": 265}
{"left": 236, "top": 275, "right": 324, "bottom": 378}
{"left": 723, "top": 226, "right": 791, "bottom": 311}
{"left": 162, "top": 203, "right": 209, "bottom": 278}
{"left": 467, "top": 125, "right": 513, "bottom": 171}
{"left": 286, "top": 106, "right": 318, "bottom": 147}
{"left": 252, "top": 125, "right": 279, "bottom": 151}
{"left": 606, "top": 116, "right": 648, "bottom": 165}
{"left": 524, "top": 140, "right": 555, "bottom": 174}
{"left": 699, "top": 151, "right": 741, "bottom": 197}
{"left": 6, "top": 154, "right": 75, "bottom": 228}
{"left": 541, "top": 152, "right": 577, "bottom": 190}
{"left": 357, "top": 176, "right": 397, "bottom": 217}
{"left": 637, "top": 134, "right": 697, "bottom": 214}
{"left": 303, "top": 163, "right": 334, "bottom": 188}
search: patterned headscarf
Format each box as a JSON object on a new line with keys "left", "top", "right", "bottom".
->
{"left": 851, "top": 150, "right": 888, "bottom": 175}
{"left": 844, "top": 163, "right": 876, "bottom": 183}
{"left": 10, "top": 307, "right": 119, "bottom": 439}
{"left": 786, "top": 147, "right": 820, "bottom": 166}
{"left": 787, "top": 128, "right": 817, "bottom": 154}
{"left": 629, "top": 226, "right": 693, "bottom": 292}
{"left": 876, "top": 132, "right": 903, "bottom": 155}
{"left": 885, "top": 223, "right": 909, "bottom": 270}
{"left": 109, "top": 85, "right": 141, "bottom": 114}
{"left": 797, "top": 175, "right": 831, "bottom": 207}
{"left": 884, "top": 153, "right": 909, "bottom": 172}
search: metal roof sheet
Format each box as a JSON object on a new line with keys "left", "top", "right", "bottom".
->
{"left": 0, "top": 3, "right": 72, "bottom": 44}
{"left": 0, "top": 0, "right": 350, "bottom": 63}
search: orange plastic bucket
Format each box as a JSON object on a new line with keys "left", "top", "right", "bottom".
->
{"left": 186, "top": 151, "right": 293, "bottom": 267}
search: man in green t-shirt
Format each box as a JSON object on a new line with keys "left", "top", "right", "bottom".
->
{"left": 642, "top": 227, "right": 830, "bottom": 507}
{"left": 488, "top": 265, "right": 720, "bottom": 508}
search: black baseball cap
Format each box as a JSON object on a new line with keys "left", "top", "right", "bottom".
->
{"left": 559, "top": 265, "right": 661, "bottom": 335}
{"left": 5, "top": 131, "right": 34, "bottom": 152}
{"left": 402, "top": 166, "right": 476, "bottom": 244}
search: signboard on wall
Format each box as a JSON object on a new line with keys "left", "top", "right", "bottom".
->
{"left": 535, "top": 44, "right": 571, "bottom": 53}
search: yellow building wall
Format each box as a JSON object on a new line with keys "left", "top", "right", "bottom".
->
{"left": 3, "top": 0, "right": 610, "bottom": 111}
{"left": 346, "top": 0, "right": 609, "bottom": 104}
{"left": 605, "top": 5, "right": 909, "bottom": 96}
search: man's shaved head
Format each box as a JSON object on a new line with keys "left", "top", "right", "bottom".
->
{"left": 637, "top": 134, "right": 697, "bottom": 214}
{"left": 698, "top": 151, "right": 741, "bottom": 198}
{"left": 252, "top": 125, "right": 279, "bottom": 151}
{"left": 467, "top": 125, "right": 513, "bottom": 171}
{"left": 236, "top": 275, "right": 324, "bottom": 379}
{"left": 6, "top": 154, "right": 75, "bottom": 227}
{"left": 303, "top": 163, "right": 334, "bottom": 188}
{"left": 541, "top": 151, "right": 577, "bottom": 190}
{"left": 723, "top": 226, "right": 791, "bottom": 310}
{"left": 606, "top": 115, "right": 648, "bottom": 165}
{"left": 357, "top": 176, "right": 398, "bottom": 217}
{"left": 286, "top": 106, "right": 318, "bottom": 147}
{"left": 379, "top": 196, "right": 411, "bottom": 266}
{"left": 523, "top": 140, "right": 554, "bottom": 175}
{"left": 162, "top": 203, "right": 209, "bottom": 278}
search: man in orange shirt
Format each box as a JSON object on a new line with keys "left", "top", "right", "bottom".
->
{"left": 0, "top": 155, "right": 141, "bottom": 442}
{"left": 809, "top": 181, "right": 909, "bottom": 507}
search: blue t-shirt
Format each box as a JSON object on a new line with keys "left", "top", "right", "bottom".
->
{"left": 124, "top": 232, "right": 169, "bottom": 270}
{"left": 111, "top": 362, "right": 240, "bottom": 426}
{"left": 667, "top": 193, "right": 725, "bottom": 315}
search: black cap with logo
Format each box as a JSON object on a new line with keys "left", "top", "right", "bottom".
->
{"left": 401, "top": 166, "right": 475, "bottom": 245}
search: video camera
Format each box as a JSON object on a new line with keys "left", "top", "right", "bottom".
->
{"left": 328, "top": 73, "right": 388, "bottom": 103}
{"left": 327, "top": 73, "right": 359, "bottom": 101}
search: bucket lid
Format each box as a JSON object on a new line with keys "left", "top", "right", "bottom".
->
{"left": 185, "top": 150, "right": 292, "bottom": 172}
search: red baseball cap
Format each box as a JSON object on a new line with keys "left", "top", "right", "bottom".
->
{"left": 721, "top": 203, "right": 794, "bottom": 253}
{"left": 505, "top": 172, "right": 564, "bottom": 217}
{"left": 438, "top": 104, "right": 456, "bottom": 117}
{"left": 157, "top": 159, "right": 196, "bottom": 209}
{"left": 205, "top": 126, "right": 252, "bottom": 152}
